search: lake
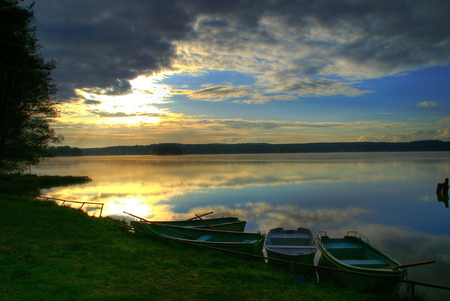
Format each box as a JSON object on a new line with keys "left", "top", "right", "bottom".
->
{"left": 33, "top": 152, "right": 450, "bottom": 300}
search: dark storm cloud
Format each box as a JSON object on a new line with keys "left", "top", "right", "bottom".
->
{"left": 33, "top": 0, "right": 195, "bottom": 99}
{"left": 321, "top": 0, "right": 450, "bottom": 72}
{"left": 32, "top": 0, "right": 450, "bottom": 100}
{"left": 103, "top": 80, "right": 133, "bottom": 96}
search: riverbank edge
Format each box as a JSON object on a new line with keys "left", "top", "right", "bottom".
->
{"left": 0, "top": 174, "right": 92, "bottom": 194}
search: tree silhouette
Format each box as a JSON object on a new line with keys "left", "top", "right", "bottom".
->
{"left": 0, "top": 0, "right": 61, "bottom": 173}
{"left": 152, "top": 145, "right": 183, "bottom": 156}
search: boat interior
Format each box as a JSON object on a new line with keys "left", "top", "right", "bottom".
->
{"left": 266, "top": 232, "right": 316, "bottom": 255}
{"left": 324, "top": 240, "right": 390, "bottom": 268}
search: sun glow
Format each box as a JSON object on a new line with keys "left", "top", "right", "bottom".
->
{"left": 70, "top": 73, "right": 176, "bottom": 126}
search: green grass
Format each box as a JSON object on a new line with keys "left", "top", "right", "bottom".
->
{"left": 0, "top": 174, "right": 91, "bottom": 194}
{"left": 0, "top": 176, "right": 417, "bottom": 300}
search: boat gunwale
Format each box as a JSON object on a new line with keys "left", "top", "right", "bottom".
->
{"left": 138, "top": 216, "right": 239, "bottom": 225}
{"left": 138, "top": 219, "right": 246, "bottom": 230}
{"left": 142, "top": 222, "right": 263, "bottom": 236}
{"left": 141, "top": 225, "right": 263, "bottom": 244}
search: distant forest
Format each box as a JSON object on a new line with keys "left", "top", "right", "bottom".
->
{"left": 47, "top": 140, "right": 450, "bottom": 157}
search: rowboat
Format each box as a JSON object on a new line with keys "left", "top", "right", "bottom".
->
{"left": 137, "top": 222, "right": 265, "bottom": 255}
{"left": 316, "top": 231, "right": 405, "bottom": 294}
{"left": 126, "top": 212, "right": 246, "bottom": 232}
{"left": 265, "top": 227, "right": 317, "bottom": 277}
{"left": 132, "top": 217, "right": 246, "bottom": 232}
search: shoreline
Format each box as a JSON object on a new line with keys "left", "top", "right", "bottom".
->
{"left": 0, "top": 191, "right": 401, "bottom": 300}
{"left": 0, "top": 173, "right": 417, "bottom": 300}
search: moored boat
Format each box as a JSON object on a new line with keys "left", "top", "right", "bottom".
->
{"left": 137, "top": 222, "right": 265, "bottom": 255}
{"left": 125, "top": 212, "right": 247, "bottom": 232}
{"left": 132, "top": 216, "right": 246, "bottom": 232}
{"left": 265, "top": 227, "right": 317, "bottom": 278}
{"left": 316, "top": 231, "right": 405, "bottom": 294}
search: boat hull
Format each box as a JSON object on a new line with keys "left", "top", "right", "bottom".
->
{"left": 138, "top": 222, "right": 265, "bottom": 255}
{"left": 132, "top": 217, "right": 246, "bottom": 232}
{"left": 265, "top": 227, "right": 317, "bottom": 278}
{"left": 316, "top": 232, "right": 404, "bottom": 294}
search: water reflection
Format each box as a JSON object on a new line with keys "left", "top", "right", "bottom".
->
{"left": 34, "top": 153, "right": 450, "bottom": 300}
{"left": 436, "top": 178, "right": 449, "bottom": 208}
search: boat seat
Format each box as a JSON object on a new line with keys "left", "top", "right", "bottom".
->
{"left": 269, "top": 249, "right": 314, "bottom": 256}
{"left": 325, "top": 242, "right": 362, "bottom": 249}
{"left": 325, "top": 242, "right": 365, "bottom": 257}
{"left": 197, "top": 235, "right": 213, "bottom": 241}
{"left": 340, "top": 259, "right": 388, "bottom": 268}
{"left": 269, "top": 238, "right": 312, "bottom": 246}
{"left": 270, "top": 233, "right": 311, "bottom": 238}
{"left": 268, "top": 245, "right": 316, "bottom": 249}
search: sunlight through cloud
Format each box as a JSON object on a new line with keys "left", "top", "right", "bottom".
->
{"left": 67, "top": 73, "right": 177, "bottom": 126}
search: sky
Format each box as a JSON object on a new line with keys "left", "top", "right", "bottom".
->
{"left": 29, "top": 0, "right": 450, "bottom": 148}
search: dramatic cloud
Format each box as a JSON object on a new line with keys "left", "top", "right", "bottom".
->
{"left": 34, "top": 0, "right": 195, "bottom": 99}
{"left": 26, "top": 0, "right": 450, "bottom": 147}
{"left": 34, "top": 0, "right": 450, "bottom": 100}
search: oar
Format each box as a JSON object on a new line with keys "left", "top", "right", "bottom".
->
{"left": 196, "top": 214, "right": 216, "bottom": 230}
{"left": 381, "top": 260, "right": 435, "bottom": 270}
{"left": 124, "top": 211, "right": 151, "bottom": 222}
{"left": 123, "top": 212, "right": 197, "bottom": 240}
{"left": 187, "top": 211, "right": 213, "bottom": 220}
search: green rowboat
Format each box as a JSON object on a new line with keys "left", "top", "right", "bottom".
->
{"left": 265, "top": 227, "right": 317, "bottom": 277}
{"left": 137, "top": 222, "right": 265, "bottom": 255}
{"left": 131, "top": 216, "right": 246, "bottom": 232}
{"left": 316, "top": 231, "right": 405, "bottom": 294}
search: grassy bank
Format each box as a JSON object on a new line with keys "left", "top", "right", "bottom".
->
{"left": 0, "top": 174, "right": 91, "bottom": 194}
{"left": 0, "top": 177, "right": 410, "bottom": 300}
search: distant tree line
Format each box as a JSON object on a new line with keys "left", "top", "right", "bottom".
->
{"left": 151, "top": 145, "right": 183, "bottom": 156}
{"left": 57, "top": 140, "right": 450, "bottom": 157}
{"left": 47, "top": 146, "right": 83, "bottom": 157}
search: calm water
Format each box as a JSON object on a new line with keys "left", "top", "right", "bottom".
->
{"left": 33, "top": 152, "right": 450, "bottom": 300}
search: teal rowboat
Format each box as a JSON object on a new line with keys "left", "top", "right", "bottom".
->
{"left": 131, "top": 216, "right": 246, "bottom": 232}
{"left": 138, "top": 222, "right": 265, "bottom": 255}
{"left": 316, "top": 231, "right": 405, "bottom": 294}
{"left": 265, "top": 228, "right": 317, "bottom": 277}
